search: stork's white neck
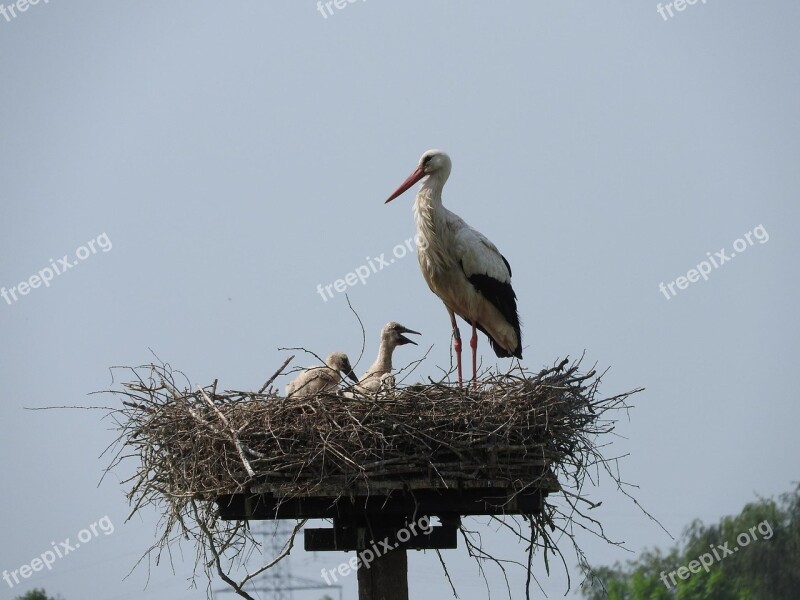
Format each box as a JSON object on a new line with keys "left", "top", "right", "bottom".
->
{"left": 414, "top": 172, "right": 448, "bottom": 217}
{"left": 370, "top": 340, "right": 395, "bottom": 374}
{"left": 413, "top": 173, "right": 455, "bottom": 271}
{"left": 419, "top": 169, "right": 448, "bottom": 202}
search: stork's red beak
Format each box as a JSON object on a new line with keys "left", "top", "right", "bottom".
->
{"left": 385, "top": 166, "right": 426, "bottom": 203}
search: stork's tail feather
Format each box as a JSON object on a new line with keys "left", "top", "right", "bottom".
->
{"left": 467, "top": 273, "right": 523, "bottom": 359}
{"left": 475, "top": 321, "right": 523, "bottom": 359}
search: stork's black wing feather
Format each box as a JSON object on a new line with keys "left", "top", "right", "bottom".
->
{"left": 461, "top": 262, "right": 523, "bottom": 359}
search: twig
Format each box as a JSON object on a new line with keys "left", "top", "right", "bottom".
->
{"left": 197, "top": 385, "right": 255, "bottom": 478}
{"left": 258, "top": 355, "right": 295, "bottom": 394}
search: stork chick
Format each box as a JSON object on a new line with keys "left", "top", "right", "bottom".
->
{"left": 285, "top": 352, "right": 358, "bottom": 398}
{"left": 355, "top": 322, "right": 420, "bottom": 393}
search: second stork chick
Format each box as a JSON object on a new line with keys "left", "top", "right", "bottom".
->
{"left": 355, "top": 322, "right": 420, "bottom": 393}
{"left": 285, "top": 352, "right": 358, "bottom": 398}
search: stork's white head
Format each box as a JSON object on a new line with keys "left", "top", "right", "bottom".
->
{"left": 381, "top": 321, "right": 421, "bottom": 347}
{"left": 385, "top": 149, "right": 451, "bottom": 203}
{"left": 417, "top": 149, "right": 451, "bottom": 176}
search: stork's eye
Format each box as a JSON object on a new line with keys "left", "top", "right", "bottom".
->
{"left": 423, "top": 155, "right": 433, "bottom": 165}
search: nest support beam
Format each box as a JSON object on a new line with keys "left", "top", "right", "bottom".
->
{"left": 357, "top": 544, "right": 408, "bottom": 600}
{"left": 217, "top": 486, "right": 546, "bottom": 553}
{"left": 304, "top": 515, "right": 459, "bottom": 552}
{"left": 312, "top": 515, "right": 426, "bottom": 600}
{"left": 216, "top": 486, "right": 546, "bottom": 522}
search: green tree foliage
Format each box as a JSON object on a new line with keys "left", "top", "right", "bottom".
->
{"left": 580, "top": 484, "right": 800, "bottom": 600}
{"left": 14, "top": 590, "right": 57, "bottom": 600}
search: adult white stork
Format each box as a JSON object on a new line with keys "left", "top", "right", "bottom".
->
{"left": 385, "top": 150, "right": 522, "bottom": 386}
{"left": 285, "top": 352, "right": 358, "bottom": 398}
{"left": 355, "top": 321, "right": 420, "bottom": 393}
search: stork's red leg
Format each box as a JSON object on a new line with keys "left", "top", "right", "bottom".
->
{"left": 470, "top": 321, "right": 478, "bottom": 388}
{"left": 449, "top": 310, "right": 463, "bottom": 386}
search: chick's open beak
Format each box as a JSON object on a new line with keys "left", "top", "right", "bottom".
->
{"left": 397, "top": 326, "right": 421, "bottom": 346}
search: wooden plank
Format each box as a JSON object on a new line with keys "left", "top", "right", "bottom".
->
{"left": 249, "top": 474, "right": 561, "bottom": 497}
{"left": 304, "top": 525, "right": 458, "bottom": 551}
{"left": 216, "top": 487, "right": 546, "bottom": 521}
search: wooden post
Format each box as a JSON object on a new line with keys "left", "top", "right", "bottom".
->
{"left": 357, "top": 545, "right": 408, "bottom": 600}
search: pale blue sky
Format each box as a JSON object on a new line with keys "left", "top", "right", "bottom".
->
{"left": 1, "top": 1, "right": 799, "bottom": 599}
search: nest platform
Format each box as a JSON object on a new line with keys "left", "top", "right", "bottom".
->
{"left": 108, "top": 357, "right": 638, "bottom": 566}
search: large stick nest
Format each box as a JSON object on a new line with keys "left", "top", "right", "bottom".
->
{"left": 113, "top": 358, "right": 626, "bottom": 500}
{"left": 103, "top": 357, "right": 643, "bottom": 598}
